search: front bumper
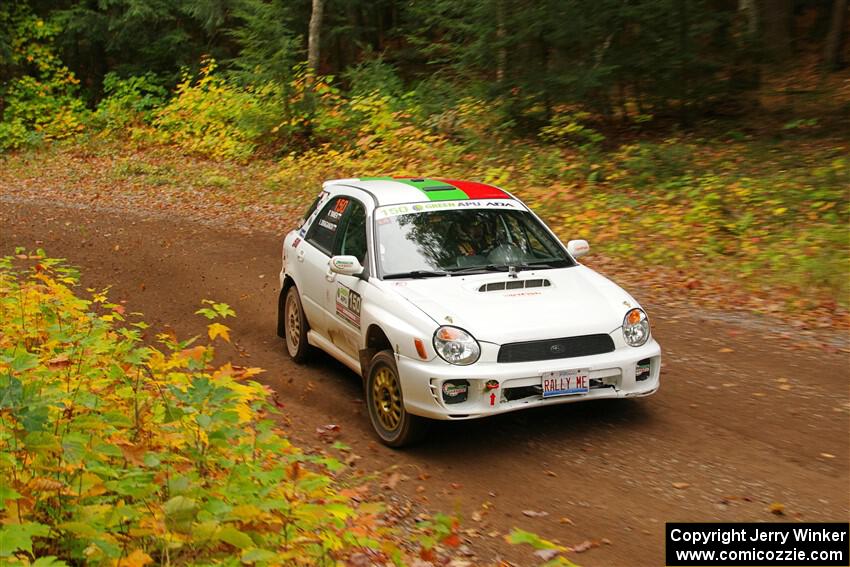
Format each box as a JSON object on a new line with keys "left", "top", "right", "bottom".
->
{"left": 397, "top": 339, "right": 661, "bottom": 420}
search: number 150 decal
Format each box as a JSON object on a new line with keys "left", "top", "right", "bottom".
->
{"left": 336, "top": 285, "right": 361, "bottom": 328}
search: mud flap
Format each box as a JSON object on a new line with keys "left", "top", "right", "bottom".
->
{"left": 276, "top": 290, "right": 286, "bottom": 338}
{"left": 358, "top": 348, "right": 377, "bottom": 380}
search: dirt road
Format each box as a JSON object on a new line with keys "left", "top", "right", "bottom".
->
{"left": 3, "top": 199, "right": 848, "bottom": 566}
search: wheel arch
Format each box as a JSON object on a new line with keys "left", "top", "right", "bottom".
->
{"left": 359, "top": 323, "right": 392, "bottom": 377}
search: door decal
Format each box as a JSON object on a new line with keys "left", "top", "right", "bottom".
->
{"left": 335, "top": 285, "right": 361, "bottom": 328}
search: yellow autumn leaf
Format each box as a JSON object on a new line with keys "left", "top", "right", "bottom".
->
{"left": 230, "top": 504, "right": 262, "bottom": 521}
{"left": 208, "top": 322, "right": 231, "bottom": 342}
{"left": 213, "top": 362, "right": 234, "bottom": 379}
{"left": 229, "top": 381, "right": 261, "bottom": 399}
{"left": 114, "top": 549, "right": 153, "bottom": 567}
{"left": 239, "top": 367, "right": 264, "bottom": 379}
{"left": 235, "top": 403, "right": 253, "bottom": 423}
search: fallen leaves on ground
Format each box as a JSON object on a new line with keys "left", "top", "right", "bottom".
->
{"left": 316, "top": 423, "right": 341, "bottom": 443}
{"left": 534, "top": 548, "right": 560, "bottom": 561}
{"left": 572, "top": 540, "right": 598, "bottom": 553}
{"left": 382, "top": 471, "right": 404, "bottom": 490}
{"left": 522, "top": 510, "right": 549, "bottom": 518}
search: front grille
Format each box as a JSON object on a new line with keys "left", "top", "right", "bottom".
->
{"left": 497, "top": 334, "right": 615, "bottom": 363}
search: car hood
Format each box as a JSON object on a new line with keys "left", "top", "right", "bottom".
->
{"left": 381, "top": 265, "right": 638, "bottom": 344}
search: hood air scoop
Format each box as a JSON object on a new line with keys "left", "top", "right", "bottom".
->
{"left": 478, "top": 279, "right": 551, "bottom": 292}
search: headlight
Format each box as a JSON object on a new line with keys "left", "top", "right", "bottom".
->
{"left": 622, "top": 308, "right": 650, "bottom": 347}
{"left": 433, "top": 326, "right": 480, "bottom": 365}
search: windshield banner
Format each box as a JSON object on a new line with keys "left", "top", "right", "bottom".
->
{"left": 377, "top": 199, "right": 522, "bottom": 218}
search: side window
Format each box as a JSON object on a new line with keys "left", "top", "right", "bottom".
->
{"left": 337, "top": 201, "right": 367, "bottom": 263}
{"left": 299, "top": 190, "right": 328, "bottom": 228}
{"left": 302, "top": 194, "right": 323, "bottom": 220}
{"left": 305, "top": 196, "right": 350, "bottom": 255}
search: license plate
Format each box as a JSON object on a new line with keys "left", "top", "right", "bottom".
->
{"left": 541, "top": 369, "right": 590, "bottom": 398}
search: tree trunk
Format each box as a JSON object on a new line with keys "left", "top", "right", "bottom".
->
{"left": 760, "top": 0, "right": 792, "bottom": 62}
{"left": 739, "top": 0, "right": 759, "bottom": 36}
{"left": 307, "top": 0, "right": 324, "bottom": 75}
{"left": 496, "top": 1, "right": 506, "bottom": 83}
{"left": 731, "top": 0, "right": 762, "bottom": 91}
{"left": 676, "top": 0, "right": 692, "bottom": 126}
{"left": 823, "top": 0, "right": 848, "bottom": 70}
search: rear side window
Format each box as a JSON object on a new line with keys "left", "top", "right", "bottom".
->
{"left": 305, "top": 196, "right": 351, "bottom": 255}
{"left": 300, "top": 191, "right": 327, "bottom": 225}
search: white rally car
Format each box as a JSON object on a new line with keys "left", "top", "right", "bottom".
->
{"left": 278, "top": 177, "right": 661, "bottom": 446}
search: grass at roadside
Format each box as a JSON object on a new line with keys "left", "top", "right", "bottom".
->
{"left": 1, "top": 132, "right": 847, "bottom": 332}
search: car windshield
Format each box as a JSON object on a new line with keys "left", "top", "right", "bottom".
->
{"left": 375, "top": 204, "right": 575, "bottom": 278}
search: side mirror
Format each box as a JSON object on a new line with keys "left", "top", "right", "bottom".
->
{"left": 329, "top": 255, "right": 364, "bottom": 276}
{"left": 567, "top": 239, "right": 590, "bottom": 259}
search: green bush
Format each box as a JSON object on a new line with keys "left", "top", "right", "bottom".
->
{"left": 0, "top": 254, "right": 444, "bottom": 565}
{"left": 539, "top": 111, "right": 605, "bottom": 149}
{"left": 93, "top": 73, "right": 168, "bottom": 131}
{"left": 153, "top": 60, "right": 282, "bottom": 161}
{"left": 0, "top": 10, "right": 87, "bottom": 151}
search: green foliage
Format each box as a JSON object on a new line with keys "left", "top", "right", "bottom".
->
{"left": 343, "top": 59, "right": 405, "bottom": 100}
{"left": 227, "top": 0, "right": 299, "bottom": 87}
{"left": 93, "top": 73, "right": 167, "bottom": 131}
{"left": 52, "top": 0, "right": 233, "bottom": 92}
{"left": 539, "top": 111, "right": 605, "bottom": 149}
{"left": 506, "top": 528, "right": 577, "bottom": 566}
{"left": 0, "top": 255, "right": 436, "bottom": 565}
{"left": 0, "top": 5, "right": 86, "bottom": 151}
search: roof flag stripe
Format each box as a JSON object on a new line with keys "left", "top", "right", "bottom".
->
{"left": 391, "top": 178, "right": 468, "bottom": 201}
{"left": 438, "top": 179, "right": 511, "bottom": 200}
{"left": 357, "top": 176, "right": 511, "bottom": 202}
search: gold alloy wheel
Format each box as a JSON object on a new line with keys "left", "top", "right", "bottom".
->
{"left": 372, "top": 366, "right": 402, "bottom": 431}
{"left": 285, "top": 292, "right": 301, "bottom": 356}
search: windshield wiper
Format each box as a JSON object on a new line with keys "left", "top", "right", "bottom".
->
{"left": 517, "top": 259, "right": 573, "bottom": 271}
{"left": 383, "top": 270, "right": 450, "bottom": 280}
{"left": 446, "top": 264, "right": 510, "bottom": 275}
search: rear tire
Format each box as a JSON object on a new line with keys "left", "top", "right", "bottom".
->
{"left": 365, "top": 350, "right": 428, "bottom": 447}
{"left": 283, "top": 286, "right": 310, "bottom": 363}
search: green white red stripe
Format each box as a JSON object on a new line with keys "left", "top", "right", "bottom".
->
{"left": 359, "top": 177, "right": 511, "bottom": 202}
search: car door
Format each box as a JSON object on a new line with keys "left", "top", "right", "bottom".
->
{"left": 325, "top": 197, "right": 369, "bottom": 359}
{"left": 299, "top": 194, "right": 353, "bottom": 339}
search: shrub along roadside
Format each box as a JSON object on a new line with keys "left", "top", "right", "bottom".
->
{"left": 0, "top": 254, "right": 439, "bottom": 565}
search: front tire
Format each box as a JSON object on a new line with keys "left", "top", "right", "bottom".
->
{"left": 283, "top": 286, "right": 310, "bottom": 363}
{"left": 366, "top": 351, "right": 428, "bottom": 447}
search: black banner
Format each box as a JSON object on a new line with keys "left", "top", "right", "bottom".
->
{"left": 666, "top": 523, "right": 849, "bottom": 566}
